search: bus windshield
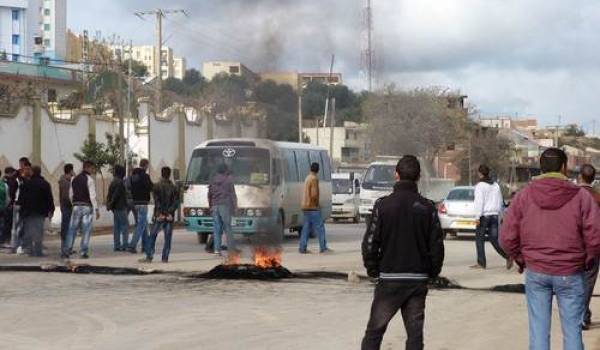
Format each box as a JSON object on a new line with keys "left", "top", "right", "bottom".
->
{"left": 332, "top": 179, "right": 352, "bottom": 194}
{"left": 362, "top": 165, "right": 396, "bottom": 190}
{"left": 187, "top": 147, "right": 270, "bottom": 185}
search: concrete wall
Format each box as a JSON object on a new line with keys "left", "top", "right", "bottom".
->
{"left": 0, "top": 98, "right": 265, "bottom": 227}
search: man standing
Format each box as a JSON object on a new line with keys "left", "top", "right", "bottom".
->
{"left": 208, "top": 164, "right": 237, "bottom": 256}
{"left": 577, "top": 164, "right": 600, "bottom": 330}
{"left": 128, "top": 159, "right": 153, "bottom": 254}
{"left": 361, "top": 156, "right": 445, "bottom": 350}
{"left": 1, "top": 167, "right": 17, "bottom": 248}
{"left": 18, "top": 166, "right": 54, "bottom": 257}
{"left": 501, "top": 148, "right": 600, "bottom": 350}
{"left": 0, "top": 169, "right": 9, "bottom": 247}
{"left": 58, "top": 163, "right": 74, "bottom": 252}
{"left": 62, "top": 161, "right": 100, "bottom": 259}
{"left": 299, "top": 162, "right": 331, "bottom": 254}
{"left": 472, "top": 164, "right": 511, "bottom": 269}
{"left": 107, "top": 165, "right": 129, "bottom": 252}
{"left": 140, "top": 166, "right": 179, "bottom": 263}
{"left": 11, "top": 158, "right": 31, "bottom": 254}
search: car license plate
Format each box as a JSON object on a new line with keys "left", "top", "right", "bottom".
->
{"left": 456, "top": 220, "right": 475, "bottom": 227}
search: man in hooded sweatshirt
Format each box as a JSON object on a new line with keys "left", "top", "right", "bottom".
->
{"left": 577, "top": 164, "right": 600, "bottom": 330}
{"left": 208, "top": 163, "right": 237, "bottom": 257}
{"left": 501, "top": 148, "right": 600, "bottom": 350}
{"left": 472, "top": 164, "right": 511, "bottom": 269}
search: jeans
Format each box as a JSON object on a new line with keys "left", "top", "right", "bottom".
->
{"left": 362, "top": 281, "right": 428, "bottom": 350}
{"left": 63, "top": 206, "right": 94, "bottom": 256}
{"left": 10, "top": 205, "right": 24, "bottom": 250}
{"left": 112, "top": 209, "right": 129, "bottom": 250}
{"left": 146, "top": 221, "right": 173, "bottom": 261}
{"left": 212, "top": 205, "right": 235, "bottom": 253}
{"left": 129, "top": 205, "right": 148, "bottom": 252}
{"left": 23, "top": 215, "right": 45, "bottom": 256}
{"left": 475, "top": 215, "right": 507, "bottom": 267}
{"left": 526, "top": 270, "right": 585, "bottom": 350}
{"left": 583, "top": 258, "right": 599, "bottom": 325}
{"left": 60, "top": 205, "right": 72, "bottom": 251}
{"left": 299, "top": 210, "right": 327, "bottom": 253}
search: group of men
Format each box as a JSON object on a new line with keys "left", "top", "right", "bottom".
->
{"left": 361, "top": 149, "right": 600, "bottom": 350}
{"left": 0, "top": 156, "right": 179, "bottom": 263}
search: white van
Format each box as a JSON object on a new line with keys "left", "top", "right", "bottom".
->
{"left": 331, "top": 172, "right": 361, "bottom": 223}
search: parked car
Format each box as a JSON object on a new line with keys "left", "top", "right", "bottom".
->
{"left": 438, "top": 186, "right": 477, "bottom": 237}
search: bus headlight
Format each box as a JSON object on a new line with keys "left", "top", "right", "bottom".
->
{"left": 255, "top": 209, "right": 263, "bottom": 217}
{"left": 247, "top": 209, "right": 255, "bottom": 217}
{"left": 190, "top": 209, "right": 197, "bottom": 217}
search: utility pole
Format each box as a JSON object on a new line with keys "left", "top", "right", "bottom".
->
{"left": 134, "top": 8, "right": 187, "bottom": 113}
{"left": 298, "top": 95, "right": 303, "bottom": 143}
{"left": 320, "top": 54, "right": 335, "bottom": 147}
{"left": 329, "top": 98, "right": 336, "bottom": 160}
{"left": 126, "top": 40, "right": 133, "bottom": 172}
{"left": 116, "top": 46, "right": 125, "bottom": 166}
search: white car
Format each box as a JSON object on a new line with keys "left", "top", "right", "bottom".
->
{"left": 438, "top": 186, "right": 477, "bottom": 237}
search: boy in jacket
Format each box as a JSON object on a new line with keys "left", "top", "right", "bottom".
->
{"left": 361, "top": 156, "right": 445, "bottom": 350}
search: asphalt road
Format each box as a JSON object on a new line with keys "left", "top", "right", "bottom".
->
{"left": 1, "top": 223, "right": 599, "bottom": 349}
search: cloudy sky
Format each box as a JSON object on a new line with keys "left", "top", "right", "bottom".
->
{"left": 69, "top": 0, "right": 600, "bottom": 129}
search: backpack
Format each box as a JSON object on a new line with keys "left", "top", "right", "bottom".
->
{"left": 0, "top": 181, "right": 7, "bottom": 210}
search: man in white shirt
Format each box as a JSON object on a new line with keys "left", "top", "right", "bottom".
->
{"left": 472, "top": 164, "right": 511, "bottom": 269}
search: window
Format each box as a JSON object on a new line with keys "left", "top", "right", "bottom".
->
{"left": 295, "top": 150, "right": 310, "bottom": 180}
{"left": 186, "top": 148, "right": 271, "bottom": 185}
{"left": 229, "top": 66, "right": 240, "bottom": 74}
{"left": 12, "top": 35, "right": 19, "bottom": 45}
{"left": 44, "top": 23, "right": 50, "bottom": 31}
{"left": 447, "top": 189, "right": 475, "bottom": 201}
{"left": 12, "top": 54, "right": 19, "bottom": 62}
{"left": 44, "top": 8, "right": 50, "bottom": 16}
{"left": 12, "top": 10, "right": 19, "bottom": 21}
{"left": 43, "top": 39, "right": 50, "bottom": 46}
{"left": 283, "top": 149, "right": 298, "bottom": 182}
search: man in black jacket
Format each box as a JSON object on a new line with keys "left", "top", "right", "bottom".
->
{"left": 139, "top": 166, "right": 179, "bottom": 263}
{"left": 361, "top": 155, "right": 445, "bottom": 350}
{"left": 18, "top": 166, "right": 54, "bottom": 257}
{"left": 128, "top": 159, "right": 153, "bottom": 253}
{"left": 107, "top": 165, "right": 129, "bottom": 251}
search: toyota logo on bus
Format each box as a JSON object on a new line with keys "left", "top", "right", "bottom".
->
{"left": 222, "top": 148, "right": 236, "bottom": 158}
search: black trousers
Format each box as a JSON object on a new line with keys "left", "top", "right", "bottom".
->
{"left": 362, "top": 281, "right": 428, "bottom": 350}
{"left": 0, "top": 207, "right": 12, "bottom": 244}
{"left": 475, "top": 215, "right": 507, "bottom": 267}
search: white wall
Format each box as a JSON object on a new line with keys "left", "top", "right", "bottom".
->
{"left": 0, "top": 106, "right": 33, "bottom": 166}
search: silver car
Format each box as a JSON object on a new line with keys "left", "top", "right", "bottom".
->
{"left": 438, "top": 186, "right": 477, "bottom": 237}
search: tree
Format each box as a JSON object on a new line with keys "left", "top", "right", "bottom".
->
{"left": 455, "top": 126, "right": 514, "bottom": 185}
{"left": 365, "top": 87, "right": 470, "bottom": 166}
{"left": 121, "top": 59, "right": 148, "bottom": 78}
{"left": 183, "top": 68, "right": 203, "bottom": 86}
{"left": 563, "top": 124, "right": 585, "bottom": 137}
{"left": 301, "top": 81, "right": 363, "bottom": 124}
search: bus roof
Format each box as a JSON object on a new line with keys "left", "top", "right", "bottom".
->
{"left": 194, "top": 138, "right": 328, "bottom": 152}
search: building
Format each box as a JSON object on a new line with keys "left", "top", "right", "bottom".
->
{"left": 0, "top": 0, "right": 66, "bottom": 62}
{"left": 0, "top": 0, "right": 41, "bottom": 61}
{"left": 202, "top": 61, "right": 256, "bottom": 81}
{"left": 173, "top": 56, "right": 186, "bottom": 80}
{"left": 478, "top": 116, "right": 538, "bottom": 132}
{"left": 39, "top": 0, "right": 66, "bottom": 61}
{"left": 258, "top": 71, "right": 343, "bottom": 91}
{"left": 303, "top": 122, "right": 371, "bottom": 164}
{"left": 299, "top": 72, "right": 342, "bottom": 89}
{"left": 66, "top": 29, "right": 112, "bottom": 64}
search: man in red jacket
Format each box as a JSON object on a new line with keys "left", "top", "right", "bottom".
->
{"left": 501, "top": 148, "right": 600, "bottom": 350}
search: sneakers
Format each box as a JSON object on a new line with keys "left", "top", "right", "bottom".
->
{"left": 320, "top": 248, "right": 334, "bottom": 255}
{"left": 162, "top": 258, "right": 168, "bottom": 263}
{"left": 299, "top": 249, "right": 312, "bottom": 254}
{"left": 138, "top": 257, "right": 152, "bottom": 263}
{"left": 214, "top": 251, "right": 222, "bottom": 257}
{"left": 16, "top": 246, "right": 24, "bottom": 255}
{"left": 80, "top": 253, "right": 89, "bottom": 259}
{"left": 469, "top": 264, "right": 486, "bottom": 270}
{"left": 127, "top": 248, "right": 137, "bottom": 254}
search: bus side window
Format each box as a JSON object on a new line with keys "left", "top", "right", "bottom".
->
{"left": 295, "top": 150, "right": 310, "bottom": 180}
{"left": 272, "top": 158, "right": 282, "bottom": 185}
{"left": 320, "top": 151, "right": 332, "bottom": 181}
{"left": 309, "top": 150, "right": 323, "bottom": 180}
{"left": 283, "top": 150, "right": 298, "bottom": 182}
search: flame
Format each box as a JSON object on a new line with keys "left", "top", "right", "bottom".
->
{"left": 254, "top": 247, "right": 282, "bottom": 269}
{"left": 225, "top": 251, "right": 241, "bottom": 266}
